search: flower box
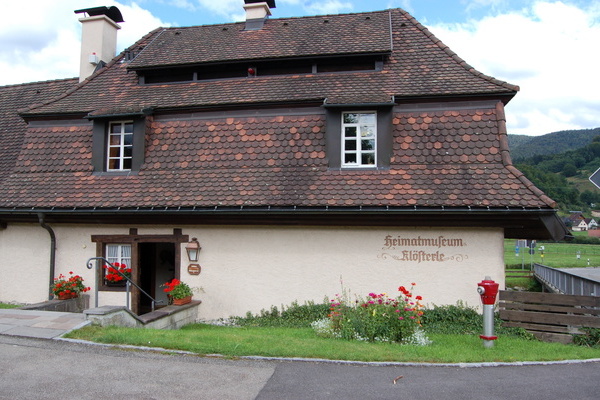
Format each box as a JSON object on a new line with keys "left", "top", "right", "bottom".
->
{"left": 172, "top": 295, "right": 192, "bottom": 306}
{"left": 56, "top": 292, "right": 78, "bottom": 300}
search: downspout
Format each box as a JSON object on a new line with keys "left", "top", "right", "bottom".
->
{"left": 38, "top": 213, "right": 56, "bottom": 300}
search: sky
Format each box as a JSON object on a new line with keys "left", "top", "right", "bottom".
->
{"left": 0, "top": 0, "right": 598, "bottom": 136}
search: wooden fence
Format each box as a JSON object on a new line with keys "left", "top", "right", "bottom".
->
{"left": 498, "top": 290, "right": 600, "bottom": 343}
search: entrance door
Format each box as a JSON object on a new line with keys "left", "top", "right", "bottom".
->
{"left": 138, "top": 243, "right": 176, "bottom": 314}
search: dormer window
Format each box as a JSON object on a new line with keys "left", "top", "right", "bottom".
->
{"left": 342, "top": 112, "right": 377, "bottom": 167}
{"left": 137, "top": 55, "right": 385, "bottom": 85}
{"left": 91, "top": 116, "right": 146, "bottom": 174}
{"left": 107, "top": 121, "right": 133, "bottom": 171}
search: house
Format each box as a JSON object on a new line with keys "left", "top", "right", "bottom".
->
{"left": 585, "top": 218, "right": 598, "bottom": 230}
{"left": 572, "top": 219, "right": 589, "bottom": 232}
{"left": 0, "top": 2, "right": 569, "bottom": 318}
{"left": 573, "top": 217, "right": 598, "bottom": 232}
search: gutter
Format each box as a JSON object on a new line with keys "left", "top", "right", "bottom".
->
{"left": 0, "top": 205, "right": 564, "bottom": 215}
{"left": 38, "top": 213, "right": 56, "bottom": 301}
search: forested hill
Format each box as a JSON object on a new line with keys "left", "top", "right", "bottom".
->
{"left": 508, "top": 128, "right": 600, "bottom": 161}
{"left": 513, "top": 135, "right": 600, "bottom": 212}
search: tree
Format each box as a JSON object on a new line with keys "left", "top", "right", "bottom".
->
{"left": 562, "top": 163, "right": 577, "bottom": 177}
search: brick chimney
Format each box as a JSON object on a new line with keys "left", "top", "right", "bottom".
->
{"left": 74, "top": 6, "right": 124, "bottom": 82}
{"left": 243, "top": 0, "right": 276, "bottom": 30}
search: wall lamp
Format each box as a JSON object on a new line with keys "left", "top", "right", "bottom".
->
{"left": 185, "top": 237, "right": 201, "bottom": 262}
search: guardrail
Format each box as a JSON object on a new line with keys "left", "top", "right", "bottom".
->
{"left": 533, "top": 263, "right": 600, "bottom": 296}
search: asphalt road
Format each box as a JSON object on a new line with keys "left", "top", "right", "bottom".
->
{"left": 1, "top": 335, "right": 599, "bottom": 399}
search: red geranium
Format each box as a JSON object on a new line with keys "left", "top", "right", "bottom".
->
{"left": 104, "top": 262, "right": 132, "bottom": 283}
{"left": 52, "top": 271, "right": 90, "bottom": 297}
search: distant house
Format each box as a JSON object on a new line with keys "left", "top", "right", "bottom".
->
{"left": 0, "top": 2, "right": 569, "bottom": 318}
{"left": 585, "top": 218, "right": 598, "bottom": 230}
{"left": 565, "top": 213, "right": 597, "bottom": 231}
{"left": 572, "top": 219, "right": 589, "bottom": 232}
{"left": 565, "top": 212, "right": 585, "bottom": 228}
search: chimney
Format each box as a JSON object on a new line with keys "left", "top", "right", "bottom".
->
{"left": 74, "top": 6, "right": 124, "bottom": 82}
{"left": 243, "top": 0, "right": 276, "bottom": 30}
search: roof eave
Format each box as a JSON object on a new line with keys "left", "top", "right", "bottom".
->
{"left": 0, "top": 206, "right": 570, "bottom": 241}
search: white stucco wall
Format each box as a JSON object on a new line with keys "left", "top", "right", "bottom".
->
{"left": 0, "top": 224, "right": 504, "bottom": 319}
{"left": 187, "top": 226, "right": 504, "bottom": 319}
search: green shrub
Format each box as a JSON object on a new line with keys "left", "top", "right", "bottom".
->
{"left": 573, "top": 328, "right": 600, "bottom": 347}
{"left": 233, "top": 300, "right": 330, "bottom": 328}
{"left": 421, "top": 302, "right": 535, "bottom": 339}
{"left": 571, "top": 236, "right": 600, "bottom": 245}
{"left": 421, "top": 302, "right": 481, "bottom": 334}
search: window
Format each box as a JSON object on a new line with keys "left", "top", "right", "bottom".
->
{"left": 105, "top": 244, "right": 131, "bottom": 285}
{"left": 107, "top": 121, "right": 133, "bottom": 171}
{"left": 342, "top": 112, "right": 377, "bottom": 167}
{"left": 91, "top": 117, "right": 146, "bottom": 173}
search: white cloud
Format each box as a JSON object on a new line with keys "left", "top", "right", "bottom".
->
{"left": 280, "top": 0, "right": 353, "bottom": 15}
{"left": 428, "top": 1, "right": 600, "bottom": 135}
{"left": 305, "top": 1, "right": 354, "bottom": 15}
{"left": 189, "top": 0, "right": 245, "bottom": 20}
{"left": 0, "top": 0, "right": 167, "bottom": 85}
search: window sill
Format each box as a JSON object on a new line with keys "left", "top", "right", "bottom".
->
{"left": 335, "top": 166, "right": 387, "bottom": 171}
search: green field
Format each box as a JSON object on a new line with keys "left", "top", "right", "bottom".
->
{"left": 505, "top": 237, "right": 600, "bottom": 269}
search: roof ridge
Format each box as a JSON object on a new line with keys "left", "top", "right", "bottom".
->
{"left": 265, "top": 8, "right": 392, "bottom": 21}
{"left": 0, "top": 77, "right": 77, "bottom": 90}
{"left": 156, "top": 8, "right": 394, "bottom": 31}
{"left": 397, "top": 9, "right": 520, "bottom": 94}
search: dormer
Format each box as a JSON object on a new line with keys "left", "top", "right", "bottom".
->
{"left": 125, "top": 9, "right": 391, "bottom": 86}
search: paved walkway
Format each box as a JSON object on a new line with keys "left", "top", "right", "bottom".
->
{"left": 0, "top": 308, "right": 89, "bottom": 339}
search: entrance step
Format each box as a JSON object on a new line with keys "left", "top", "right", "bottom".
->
{"left": 19, "top": 295, "right": 90, "bottom": 314}
{"left": 84, "top": 300, "right": 201, "bottom": 329}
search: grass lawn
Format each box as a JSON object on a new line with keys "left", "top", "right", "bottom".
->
{"left": 504, "top": 238, "right": 600, "bottom": 269}
{"left": 64, "top": 324, "right": 600, "bottom": 363}
{"left": 0, "top": 303, "right": 20, "bottom": 309}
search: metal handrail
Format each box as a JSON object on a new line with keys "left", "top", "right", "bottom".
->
{"left": 86, "top": 257, "right": 165, "bottom": 313}
{"left": 534, "top": 263, "right": 600, "bottom": 297}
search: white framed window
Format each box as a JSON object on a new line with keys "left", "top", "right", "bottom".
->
{"left": 342, "top": 112, "right": 376, "bottom": 167}
{"left": 105, "top": 244, "right": 132, "bottom": 285}
{"left": 107, "top": 121, "right": 133, "bottom": 171}
{"left": 106, "top": 244, "right": 132, "bottom": 266}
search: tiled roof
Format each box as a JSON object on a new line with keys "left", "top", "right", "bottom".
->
{"left": 0, "top": 105, "right": 554, "bottom": 209}
{"left": 0, "top": 7, "right": 561, "bottom": 236}
{"left": 0, "top": 78, "right": 78, "bottom": 183}
{"left": 22, "top": 8, "right": 518, "bottom": 117}
{"left": 128, "top": 11, "right": 393, "bottom": 69}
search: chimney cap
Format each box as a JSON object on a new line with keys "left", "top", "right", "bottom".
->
{"left": 74, "top": 6, "right": 124, "bottom": 23}
{"left": 244, "top": 0, "right": 276, "bottom": 8}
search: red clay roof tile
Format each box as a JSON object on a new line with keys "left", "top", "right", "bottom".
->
{"left": 0, "top": 8, "right": 560, "bottom": 221}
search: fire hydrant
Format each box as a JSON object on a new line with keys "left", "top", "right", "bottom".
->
{"left": 477, "top": 276, "right": 499, "bottom": 348}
